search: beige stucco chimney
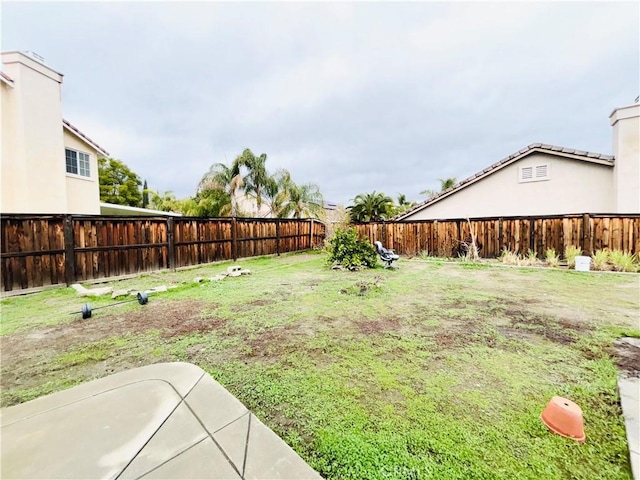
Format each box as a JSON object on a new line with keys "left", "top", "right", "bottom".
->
{"left": 610, "top": 101, "right": 640, "bottom": 214}
{"left": 1, "top": 51, "right": 68, "bottom": 213}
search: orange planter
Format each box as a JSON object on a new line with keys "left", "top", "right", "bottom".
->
{"left": 541, "top": 396, "right": 585, "bottom": 442}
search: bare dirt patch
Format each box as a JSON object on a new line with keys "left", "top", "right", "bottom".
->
{"left": 229, "top": 299, "right": 273, "bottom": 312}
{"left": 356, "top": 317, "right": 402, "bottom": 335}
{"left": 503, "top": 308, "right": 591, "bottom": 345}
{"left": 1, "top": 300, "right": 217, "bottom": 361}
{"left": 614, "top": 338, "right": 640, "bottom": 377}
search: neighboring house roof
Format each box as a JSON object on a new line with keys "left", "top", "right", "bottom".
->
{"left": 395, "top": 143, "right": 615, "bottom": 221}
{"left": 0, "top": 70, "right": 14, "bottom": 86}
{"left": 63, "top": 119, "right": 110, "bottom": 157}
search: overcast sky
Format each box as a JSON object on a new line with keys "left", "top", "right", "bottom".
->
{"left": 2, "top": 2, "right": 638, "bottom": 205}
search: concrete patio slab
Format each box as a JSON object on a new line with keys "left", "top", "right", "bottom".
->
{"left": 1, "top": 362, "right": 321, "bottom": 480}
{"left": 619, "top": 376, "right": 640, "bottom": 480}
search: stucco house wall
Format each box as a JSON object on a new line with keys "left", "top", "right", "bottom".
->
{"left": 1, "top": 52, "right": 69, "bottom": 213}
{"left": 399, "top": 102, "right": 639, "bottom": 221}
{"left": 405, "top": 153, "right": 614, "bottom": 220}
{"left": 63, "top": 128, "right": 102, "bottom": 214}
{"left": 611, "top": 104, "right": 640, "bottom": 213}
{"left": 1, "top": 51, "right": 106, "bottom": 215}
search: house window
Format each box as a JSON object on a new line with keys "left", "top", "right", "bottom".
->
{"left": 519, "top": 163, "right": 550, "bottom": 183}
{"left": 66, "top": 149, "right": 91, "bottom": 177}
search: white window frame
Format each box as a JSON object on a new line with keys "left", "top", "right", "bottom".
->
{"left": 519, "top": 163, "right": 550, "bottom": 183}
{"left": 65, "top": 148, "right": 91, "bottom": 178}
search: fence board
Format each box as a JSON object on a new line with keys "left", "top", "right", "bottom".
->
{"left": 1, "top": 215, "right": 324, "bottom": 291}
{"left": 352, "top": 214, "right": 640, "bottom": 260}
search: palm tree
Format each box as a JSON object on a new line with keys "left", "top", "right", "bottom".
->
{"left": 198, "top": 158, "right": 243, "bottom": 216}
{"left": 349, "top": 191, "right": 394, "bottom": 222}
{"left": 280, "top": 181, "right": 324, "bottom": 219}
{"left": 241, "top": 149, "right": 269, "bottom": 211}
{"left": 439, "top": 177, "right": 457, "bottom": 190}
{"left": 394, "top": 193, "right": 415, "bottom": 215}
{"left": 263, "top": 169, "right": 292, "bottom": 218}
{"left": 420, "top": 177, "right": 457, "bottom": 199}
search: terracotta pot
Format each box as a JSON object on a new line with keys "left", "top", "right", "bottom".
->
{"left": 541, "top": 396, "right": 585, "bottom": 442}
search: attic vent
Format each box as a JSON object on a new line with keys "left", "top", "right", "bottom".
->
{"left": 535, "top": 165, "right": 548, "bottom": 178}
{"left": 519, "top": 163, "right": 550, "bottom": 183}
{"left": 521, "top": 166, "right": 533, "bottom": 180}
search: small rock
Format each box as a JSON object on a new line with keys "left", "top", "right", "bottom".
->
{"left": 193, "top": 277, "right": 205, "bottom": 283}
{"left": 71, "top": 284, "right": 113, "bottom": 297}
{"left": 112, "top": 289, "right": 132, "bottom": 299}
{"left": 208, "top": 274, "right": 227, "bottom": 281}
{"left": 226, "top": 265, "right": 242, "bottom": 275}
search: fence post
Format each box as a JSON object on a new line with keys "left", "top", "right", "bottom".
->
{"left": 232, "top": 217, "right": 237, "bottom": 261}
{"left": 582, "top": 213, "right": 591, "bottom": 255}
{"left": 309, "top": 218, "right": 314, "bottom": 248}
{"left": 433, "top": 220, "right": 439, "bottom": 256}
{"left": 63, "top": 215, "right": 76, "bottom": 286}
{"left": 276, "top": 219, "right": 281, "bottom": 256}
{"left": 167, "top": 217, "right": 175, "bottom": 270}
{"left": 529, "top": 218, "right": 535, "bottom": 254}
{"left": 382, "top": 220, "right": 387, "bottom": 246}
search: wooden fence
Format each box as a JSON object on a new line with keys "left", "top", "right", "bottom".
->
{"left": 1, "top": 215, "right": 325, "bottom": 292}
{"left": 353, "top": 213, "right": 640, "bottom": 258}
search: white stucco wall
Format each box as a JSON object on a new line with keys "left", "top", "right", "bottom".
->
{"left": 611, "top": 104, "right": 640, "bottom": 214}
{"left": 1, "top": 52, "right": 68, "bottom": 214}
{"left": 403, "top": 152, "right": 614, "bottom": 220}
{"left": 63, "top": 129, "right": 101, "bottom": 214}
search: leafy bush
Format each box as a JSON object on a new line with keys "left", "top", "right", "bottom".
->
{"left": 564, "top": 246, "right": 583, "bottom": 268}
{"left": 326, "top": 227, "right": 378, "bottom": 270}
{"left": 545, "top": 248, "right": 560, "bottom": 268}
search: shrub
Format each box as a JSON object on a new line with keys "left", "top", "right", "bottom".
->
{"left": 564, "top": 246, "right": 582, "bottom": 268}
{"left": 545, "top": 248, "right": 560, "bottom": 268}
{"left": 608, "top": 250, "right": 639, "bottom": 272}
{"left": 326, "top": 227, "right": 378, "bottom": 270}
{"left": 591, "top": 249, "right": 611, "bottom": 271}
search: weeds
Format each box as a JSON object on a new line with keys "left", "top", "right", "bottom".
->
{"left": 591, "top": 249, "right": 611, "bottom": 271}
{"left": 545, "top": 248, "right": 560, "bottom": 268}
{"left": 609, "top": 250, "right": 639, "bottom": 272}
{"left": 564, "top": 246, "right": 583, "bottom": 268}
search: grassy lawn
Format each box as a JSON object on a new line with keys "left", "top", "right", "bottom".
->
{"left": 1, "top": 252, "right": 639, "bottom": 479}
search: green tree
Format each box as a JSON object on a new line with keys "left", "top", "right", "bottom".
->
{"left": 148, "top": 190, "right": 183, "bottom": 213}
{"left": 280, "top": 182, "right": 324, "bottom": 219}
{"left": 349, "top": 191, "right": 394, "bottom": 222}
{"left": 198, "top": 157, "right": 243, "bottom": 216}
{"left": 98, "top": 158, "right": 142, "bottom": 206}
{"left": 420, "top": 177, "right": 458, "bottom": 199}
{"left": 181, "top": 189, "right": 231, "bottom": 217}
{"left": 263, "top": 169, "right": 292, "bottom": 218}
{"left": 142, "top": 180, "right": 149, "bottom": 208}
{"left": 393, "top": 193, "right": 416, "bottom": 216}
{"left": 240, "top": 149, "right": 269, "bottom": 211}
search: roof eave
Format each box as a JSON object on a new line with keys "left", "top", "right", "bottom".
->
{"left": 63, "top": 120, "right": 110, "bottom": 157}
